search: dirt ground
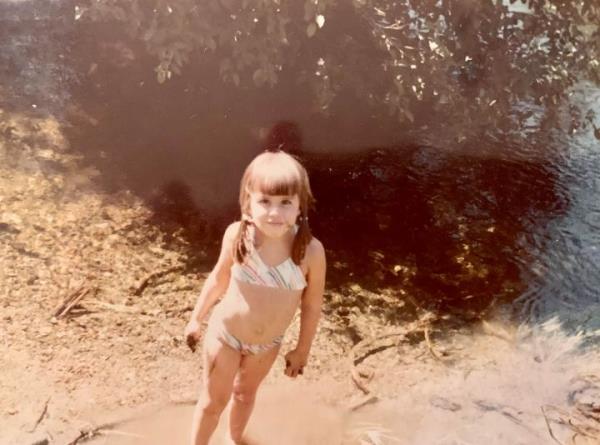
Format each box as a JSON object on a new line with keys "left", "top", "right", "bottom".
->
{"left": 2, "top": 113, "right": 600, "bottom": 445}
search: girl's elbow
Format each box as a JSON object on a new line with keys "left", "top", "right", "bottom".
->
{"left": 203, "top": 269, "right": 227, "bottom": 292}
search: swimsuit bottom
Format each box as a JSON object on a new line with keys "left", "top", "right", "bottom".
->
{"left": 215, "top": 325, "right": 283, "bottom": 355}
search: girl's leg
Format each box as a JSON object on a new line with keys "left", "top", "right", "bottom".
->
{"left": 191, "top": 334, "right": 241, "bottom": 445}
{"left": 228, "top": 345, "right": 280, "bottom": 444}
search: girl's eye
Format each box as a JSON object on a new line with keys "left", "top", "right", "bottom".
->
{"left": 258, "top": 199, "right": 269, "bottom": 204}
{"left": 282, "top": 200, "right": 292, "bottom": 205}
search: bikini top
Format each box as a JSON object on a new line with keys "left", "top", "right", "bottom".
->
{"left": 231, "top": 230, "right": 307, "bottom": 291}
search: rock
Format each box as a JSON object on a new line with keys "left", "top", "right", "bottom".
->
{"left": 1, "top": 211, "right": 23, "bottom": 228}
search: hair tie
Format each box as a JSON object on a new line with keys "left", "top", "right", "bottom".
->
{"left": 241, "top": 214, "right": 253, "bottom": 223}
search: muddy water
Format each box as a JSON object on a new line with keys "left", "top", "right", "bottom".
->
{"left": 83, "top": 321, "right": 600, "bottom": 445}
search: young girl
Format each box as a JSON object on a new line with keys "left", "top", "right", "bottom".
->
{"left": 184, "top": 151, "right": 326, "bottom": 445}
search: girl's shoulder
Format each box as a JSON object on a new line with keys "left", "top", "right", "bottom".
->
{"left": 304, "top": 236, "right": 326, "bottom": 266}
{"left": 220, "top": 221, "right": 243, "bottom": 249}
{"left": 224, "top": 220, "right": 242, "bottom": 238}
{"left": 306, "top": 236, "right": 324, "bottom": 252}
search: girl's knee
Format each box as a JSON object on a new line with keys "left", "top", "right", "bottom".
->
{"left": 231, "top": 387, "right": 257, "bottom": 405}
{"left": 197, "top": 393, "right": 230, "bottom": 416}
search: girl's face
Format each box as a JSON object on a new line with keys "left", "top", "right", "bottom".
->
{"left": 247, "top": 191, "right": 301, "bottom": 239}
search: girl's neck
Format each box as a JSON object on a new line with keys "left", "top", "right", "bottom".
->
{"left": 252, "top": 224, "right": 294, "bottom": 250}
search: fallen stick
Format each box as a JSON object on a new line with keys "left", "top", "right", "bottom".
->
{"left": 53, "top": 287, "right": 82, "bottom": 318}
{"left": 66, "top": 412, "right": 155, "bottom": 445}
{"left": 543, "top": 403, "right": 600, "bottom": 438}
{"left": 348, "top": 395, "right": 379, "bottom": 412}
{"left": 347, "top": 331, "right": 406, "bottom": 405}
{"left": 541, "top": 405, "right": 567, "bottom": 445}
{"left": 64, "top": 399, "right": 189, "bottom": 445}
{"left": 27, "top": 397, "right": 50, "bottom": 433}
{"left": 133, "top": 265, "right": 183, "bottom": 296}
{"left": 67, "top": 430, "right": 91, "bottom": 445}
{"left": 351, "top": 368, "right": 371, "bottom": 395}
{"left": 424, "top": 327, "right": 442, "bottom": 361}
{"left": 352, "top": 332, "right": 406, "bottom": 366}
{"left": 54, "top": 287, "right": 93, "bottom": 319}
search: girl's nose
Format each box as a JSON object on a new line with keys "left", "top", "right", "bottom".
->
{"left": 268, "top": 206, "right": 282, "bottom": 217}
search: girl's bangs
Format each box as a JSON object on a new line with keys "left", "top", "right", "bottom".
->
{"left": 250, "top": 168, "right": 301, "bottom": 196}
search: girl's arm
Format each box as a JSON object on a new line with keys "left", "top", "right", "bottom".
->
{"left": 189, "top": 222, "right": 238, "bottom": 323}
{"left": 285, "top": 238, "right": 326, "bottom": 377}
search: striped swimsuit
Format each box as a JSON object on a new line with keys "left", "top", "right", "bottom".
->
{"left": 217, "top": 243, "right": 306, "bottom": 355}
{"left": 231, "top": 246, "right": 307, "bottom": 291}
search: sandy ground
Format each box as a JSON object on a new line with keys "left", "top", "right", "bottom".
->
{"left": 2, "top": 113, "right": 600, "bottom": 445}
{"left": 91, "top": 321, "right": 600, "bottom": 445}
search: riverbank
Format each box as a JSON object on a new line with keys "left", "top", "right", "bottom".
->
{"left": 1, "top": 113, "right": 599, "bottom": 445}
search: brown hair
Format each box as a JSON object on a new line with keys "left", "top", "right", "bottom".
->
{"left": 234, "top": 151, "right": 314, "bottom": 265}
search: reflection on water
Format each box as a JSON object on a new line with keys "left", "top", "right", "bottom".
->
{"left": 307, "top": 146, "right": 566, "bottom": 317}
{"left": 1, "top": 2, "right": 599, "bottom": 339}
{"left": 515, "top": 85, "right": 600, "bottom": 341}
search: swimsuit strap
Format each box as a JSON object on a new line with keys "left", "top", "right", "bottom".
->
{"left": 231, "top": 226, "right": 306, "bottom": 290}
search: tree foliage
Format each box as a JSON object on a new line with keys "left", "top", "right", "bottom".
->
{"left": 76, "top": 0, "right": 600, "bottom": 140}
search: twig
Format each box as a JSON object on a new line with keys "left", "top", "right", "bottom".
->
{"left": 347, "top": 331, "right": 405, "bottom": 404}
{"left": 133, "top": 265, "right": 183, "bottom": 296}
{"left": 28, "top": 397, "right": 50, "bottom": 433}
{"left": 348, "top": 395, "right": 379, "bottom": 412}
{"left": 54, "top": 286, "right": 94, "bottom": 319}
{"left": 352, "top": 332, "right": 406, "bottom": 366}
{"left": 351, "top": 368, "right": 371, "bottom": 395}
{"left": 347, "top": 322, "right": 436, "bottom": 399}
{"left": 67, "top": 430, "right": 91, "bottom": 445}
{"left": 424, "top": 327, "right": 442, "bottom": 362}
{"left": 53, "top": 287, "right": 83, "bottom": 318}
{"left": 67, "top": 418, "right": 148, "bottom": 445}
{"left": 541, "top": 405, "right": 567, "bottom": 445}
{"left": 544, "top": 403, "right": 600, "bottom": 439}
{"left": 64, "top": 402, "right": 174, "bottom": 444}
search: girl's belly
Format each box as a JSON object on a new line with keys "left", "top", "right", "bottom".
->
{"left": 209, "top": 280, "right": 302, "bottom": 344}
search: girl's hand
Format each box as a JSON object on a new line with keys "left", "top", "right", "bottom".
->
{"left": 184, "top": 319, "right": 202, "bottom": 352}
{"left": 284, "top": 349, "right": 307, "bottom": 378}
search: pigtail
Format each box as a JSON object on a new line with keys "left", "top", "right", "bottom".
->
{"left": 291, "top": 162, "right": 315, "bottom": 265}
{"left": 291, "top": 214, "right": 312, "bottom": 265}
{"left": 234, "top": 217, "right": 252, "bottom": 264}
